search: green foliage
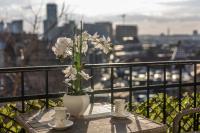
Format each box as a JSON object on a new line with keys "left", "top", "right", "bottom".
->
{"left": 0, "top": 103, "right": 21, "bottom": 133}
{"left": 134, "top": 93, "right": 198, "bottom": 133}
{"left": 0, "top": 99, "right": 62, "bottom": 133}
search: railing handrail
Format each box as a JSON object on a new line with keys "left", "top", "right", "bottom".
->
{"left": 86, "top": 60, "right": 200, "bottom": 67}
{"left": 0, "top": 60, "right": 200, "bottom": 73}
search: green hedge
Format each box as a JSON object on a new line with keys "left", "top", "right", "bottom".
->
{"left": 134, "top": 93, "right": 200, "bottom": 132}
{"left": 0, "top": 99, "right": 62, "bottom": 133}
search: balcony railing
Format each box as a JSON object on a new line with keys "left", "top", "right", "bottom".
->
{"left": 1, "top": 60, "right": 200, "bottom": 132}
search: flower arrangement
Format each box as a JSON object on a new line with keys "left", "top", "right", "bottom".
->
{"left": 52, "top": 24, "right": 112, "bottom": 95}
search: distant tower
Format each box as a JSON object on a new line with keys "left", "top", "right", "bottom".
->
{"left": 65, "top": 14, "right": 68, "bottom": 23}
{"left": 193, "top": 30, "right": 198, "bottom": 36}
{"left": 0, "top": 41, "right": 6, "bottom": 67}
{"left": 167, "top": 28, "right": 170, "bottom": 36}
{"left": 121, "top": 14, "right": 126, "bottom": 24}
{"left": 0, "top": 21, "right": 4, "bottom": 32}
{"left": 47, "top": 3, "right": 57, "bottom": 22}
{"left": 167, "top": 28, "right": 170, "bottom": 43}
{"left": 43, "top": 3, "right": 58, "bottom": 40}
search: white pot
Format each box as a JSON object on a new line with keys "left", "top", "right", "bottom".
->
{"left": 63, "top": 94, "right": 90, "bottom": 117}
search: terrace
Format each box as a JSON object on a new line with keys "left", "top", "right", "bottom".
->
{"left": 0, "top": 60, "right": 200, "bottom": 133}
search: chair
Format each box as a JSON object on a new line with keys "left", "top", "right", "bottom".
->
{"left": 173, "top": 108, "right": 200, "bottom": 133}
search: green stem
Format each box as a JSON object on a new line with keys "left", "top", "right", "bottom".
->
{"left": 72, "top": 21, "right": 83, "bottom": 95}
{"left": 80, "top": 21, "right": 83, "bottom": 65}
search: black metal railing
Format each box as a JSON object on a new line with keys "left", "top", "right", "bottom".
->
{"left": 0, "top": 60, "right": 200, "bottom": 130}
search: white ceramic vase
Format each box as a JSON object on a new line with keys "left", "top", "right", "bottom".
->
{"left": 63, "top": 94, "right": 90, "bottom": 117}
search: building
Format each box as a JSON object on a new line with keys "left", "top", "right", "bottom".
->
{"left": 43, "top": 20, "right": 58, "bottom": 41}
{"left": 139, "top": 34, "right": 200, "bottom": 45}
{"left": 11, "top": 20, "right": 23, "bottom": 34}
{"left": 84, "top": 22, "right": 113, "bottom": 39}
{"left": 0, "top": 21, "right": 4, "bottom": 32}
{"left": 0, "top": 41, "right": 6, "bottom": 67}
{"left": 6, "top": 20, "right": 23, "bottom": 34}
{"left": 58, "top": 21, "right": 76, "bottom": 38}
{"left": 43, "top": 3, "right": 58, "bottom": 41}
{"left": 171, "top": 41, "right": 187, "bottom": 60}
{"left": 47, "top": 3, "right": 57, "bottom": 22}
{"left": 115, "top": 25, "right": 138, "bottom": 43}
{"left": 193, "top": 30, "right": 198, "bottom": 36}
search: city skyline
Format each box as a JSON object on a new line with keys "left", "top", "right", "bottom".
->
{"left": 1, "top": 0, "right": 200, "bottom": 34}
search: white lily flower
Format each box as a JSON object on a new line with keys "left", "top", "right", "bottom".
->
{"left": 102, "top": 42, "right": 112, "bottom": 54}
{"left": 90, "top": 34, "right": 99, "bottom": 45}
{"left": 57, "top": 37, "right": 73, "bottom": 47}
{"left": 107, "top": 37, "right": 111, "bottom": 42}
{"left": 82, "top": 41, "right": 88, "bottom": 54}
{"left": 63, "top": 66, "right": 77, "bottom": 81}
{"left": 79, "top": 71, "right": 91, "bottom": 80}
{"left": 102, "top": 35, "right": 106, "bottom": 41}
{"left": 82, "top": 31, "right": 90, "bottom": 41}
{"left": 92, "top": 32, "right": 100, "bottom": 39}
{"left": 89, "top": 33, "right": 112, "bottom": 54}
{"left": 64, "top": 78, "right": 72, "bottom": 86}
{"left": 52, "top": 37, "right": 73, "bottom": 58}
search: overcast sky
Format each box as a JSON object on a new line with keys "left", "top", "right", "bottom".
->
{"left": 0, "top": 0, "right": 200, "bottom": 35}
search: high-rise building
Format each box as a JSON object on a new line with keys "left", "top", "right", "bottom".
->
{"left": 58, "top": 21, "right": 76, "bottom": 38}
{"left": 83, "top": 23, "right": 95, "bottom": 34}
{"left": 11, "top": 20, "right": 23, "bottom": 34}
{"left": 6, "top": 20, "right": 23, "bottom": 34}
{"left": 0, "top": 41, "right": 5, "bottom": 67}
{"left": 115, "top": 25, "right": 138, "bottom": 43}
{"left": 0, "top": 21, "right": 4, "bottom": 32}
{"left": 43, "top": 3, "right": 58, "bottom": 41}
{"left": 84, "top": 22, "right": 113, "bottom": 39}
{"left": 95, "top": 22, "right": 113, "bottom": 38}
{"left": 47, "top": 3, "right": 57, "bottom": 22}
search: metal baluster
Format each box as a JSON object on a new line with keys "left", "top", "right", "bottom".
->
{"left": 178, "top": 65, "right": 182, "bottom": 111}
{"left": 45, "top": 70, "right": 49, "bottom": 109}
{"left": 178, "top": 65, "right": 182, "bottom": 133}
{"left": 197, "top": 114, "right": 200, "bottom": 131}
{"left": 90, "top": 68, "right": 94, "bottom": 103}
{"left": 147, "top": 66, "right": 150, "bottom": 118}
{"left": 163, "top": 65, "right": 167, "bottom": 124}
{"left": 194, "top": 63, "right": 197, "bottom": 131}
{"left": 111, "top": 67, "right": 114, "bottom": 104}
{"left": 129, "top": 66, "right": 133, "bottom": 111}
{"left": 21, "top": 72, "right": 25, "bottom": 113}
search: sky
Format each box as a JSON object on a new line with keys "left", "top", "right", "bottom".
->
{"left": 0, "top": 0, "right": 200, "bottom": 35}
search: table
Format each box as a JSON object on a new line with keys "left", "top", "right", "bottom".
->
{"left": 15, "top": 103, "right": 167, "bottom": 133}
